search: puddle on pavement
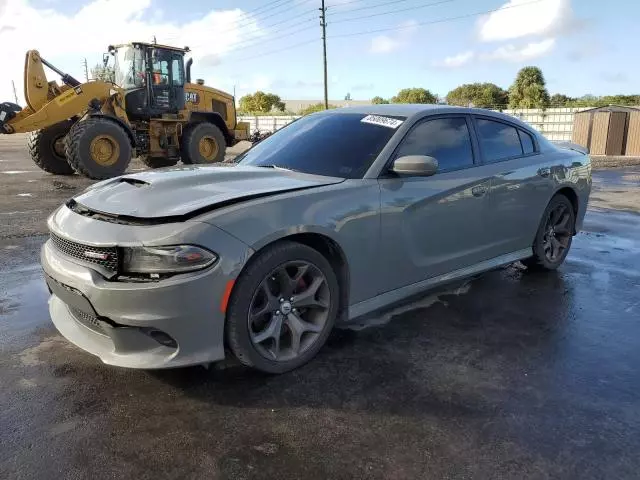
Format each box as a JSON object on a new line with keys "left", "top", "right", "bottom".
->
{"left": 347, "top": 282, "right": 472, "bottom": 331}
{"left": 570, "top": 210, "right": 640, "bottom": 278}
{"left": 0, "top": 266, "right": 51, "bottom": 346}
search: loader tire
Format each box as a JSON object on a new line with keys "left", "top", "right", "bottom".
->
{"left": 27, "top": 120, "right": 75, "bottom": 175}
{"left": 65, "top": 117, "right": 132, "bottom": 180}
{"left": 139, "top": 155, "right": 179, "bottom": 169}
{"left": 181, "top": 122, "right": 226, "bottom": 164}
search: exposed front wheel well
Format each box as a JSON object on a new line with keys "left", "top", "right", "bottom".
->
{"left": 286, "top": 233, "right": 350, "bottom": 321}
{"left": 231, "top": 234, "right": 350, "bottom": 324}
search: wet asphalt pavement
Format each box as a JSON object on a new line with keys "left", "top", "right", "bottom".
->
{"left": 1, "top": 147, "right": 640, "bottom": 479}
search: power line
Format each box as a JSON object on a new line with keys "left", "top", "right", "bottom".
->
{"left": 215, "top": 0, "right": 315, "bottom": 36}
{"left": 330, "top": 0, "right": 543, "bottom": 38}
{"left": 228, "top": 18, "right": 318, "bottom": 52}
{"left": 227, "top": 0, "right": 294, "bottom": 26}
{"left": 223, "top": 38, "right": 318, "bottom": 63}
{"left": 327, "top": 0, "right": 359, "bottom": 7}
{"left": 329, "top": 0, "right": 450, "bottom": 16}
{"left": 222, "top": 1, "right": 544, "bottom": 68}
{"left": 331, "top": 0, "right": 455, "bottom": 24}
{"left": 240, "top": 0, "right": 292, "bottom": 17}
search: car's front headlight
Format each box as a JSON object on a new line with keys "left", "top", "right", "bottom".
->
{"left": 122, "top": 245, "right": 217, "bottom": 274}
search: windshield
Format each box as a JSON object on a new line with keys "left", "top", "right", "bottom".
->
{"left": 113, "top": 46, "right": 146, "bottom": 89}
{"left": 237, "top": 113, "right": 405, "bottom": 178}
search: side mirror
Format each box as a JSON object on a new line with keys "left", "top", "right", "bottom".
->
{"left": 391, "top": 155, "right": 438, "bottom": 177}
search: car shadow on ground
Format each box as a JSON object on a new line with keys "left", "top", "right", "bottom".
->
{"left": 148, "top": 266, "right": 572, "bottom": 417}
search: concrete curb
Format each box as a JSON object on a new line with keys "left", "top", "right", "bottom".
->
{"left": 591, "top": 156, "right": 640, "bottom": 168}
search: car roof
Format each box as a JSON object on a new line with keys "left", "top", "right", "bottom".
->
{"left": 320, "top": 104, "right": 536, "bottom": 133}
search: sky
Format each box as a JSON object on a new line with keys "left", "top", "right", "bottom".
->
{"left": 0, "top": 0, "right": 638, "bottom": 105}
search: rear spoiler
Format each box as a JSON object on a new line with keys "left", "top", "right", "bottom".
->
{"left": 552, "top": 141, "right": 589, "bottom": 155}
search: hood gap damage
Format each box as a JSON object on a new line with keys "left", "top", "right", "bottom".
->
{"left": 65, "top": 184, "right": 319, "bottom": 226}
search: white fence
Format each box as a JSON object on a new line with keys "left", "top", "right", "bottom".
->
{"left": 241, "top": 107, "right": 593, "bottom": 142}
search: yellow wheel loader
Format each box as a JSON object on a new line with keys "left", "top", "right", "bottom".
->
{"left": 0, "top": 43, "right": 250, "bottom": 179}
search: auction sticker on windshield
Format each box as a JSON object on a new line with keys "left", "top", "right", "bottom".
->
{"left": 360, "top": 115, "right": 404, "bottom": 129}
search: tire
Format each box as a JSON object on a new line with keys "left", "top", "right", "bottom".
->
{"left": 27, "top": 120, "right": 75, "bottom": 175}
{"left": 181, "top": 122, "right": 226, "bottom": 164}
{"left": 139, "top": 155, "right": 179, "bottom": 169}
{"left": 523, "top": 194, "right": 576, "bottom": 271}
{"left": 65, "top": 117, "right": 132, "bottom": 180}
{"left": 226, "top": 241, "right": 340, "bottom": 374}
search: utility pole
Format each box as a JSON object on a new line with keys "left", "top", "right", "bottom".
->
{"left": 11, "top": 80, "right": 19, "bottom": 104}
{"left": 319, "top": 0, "right": 328, "bottom": 110}
{"left": 82, "top": 58, "right": 89, "bottom": 82}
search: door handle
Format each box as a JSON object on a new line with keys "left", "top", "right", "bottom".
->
{"left": 472, "top": 185, "right": 488, "bottom": 197}
{"left": 538, "top": 167, "right": 551, "bottom": 178}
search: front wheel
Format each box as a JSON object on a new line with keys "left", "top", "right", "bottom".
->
{"left": 226, "top": 242, "right": 339, "bottom": 374}
{"left": 65, "top": 117, "right": 132, "bottom": 180}
{"left": 524, "top": 194, "right": 576, "bottom": 271}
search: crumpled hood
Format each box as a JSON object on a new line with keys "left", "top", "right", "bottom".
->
{"left": 72, "top": 165, "right": 344, "bottom": 218}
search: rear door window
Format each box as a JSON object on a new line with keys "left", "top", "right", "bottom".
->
{"left": 476, "top": 118, "right": 523, "bottom": 163}
{"left": 518, "top": 129, "right": 535, "bottom": 155}
{"left": 395, "top": 117, "right": 474, "bottom": 172}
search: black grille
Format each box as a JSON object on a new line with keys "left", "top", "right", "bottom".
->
{"left": 69, "top": 307, "right": 106, "bottom": 335}
{"left": 50, "top": 233, "right": 119, "bottom": 273}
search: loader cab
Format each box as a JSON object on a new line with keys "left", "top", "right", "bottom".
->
{"left": 110, "top": 42, "right": 188, "bottom": 120}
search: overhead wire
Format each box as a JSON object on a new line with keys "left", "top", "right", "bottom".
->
{"left": 225, "top": 38, "right": 319, "bottom": 63}
{"left": 227, "top": 17, "right": 318, "bottom": 52}
{"left": 330, "top": 0, "right": 455, "bottom": 24}
{"left": 221, "top": 0, "right": 544, "bottom": 63}
{"left": 330, "top": 0, "right": 543, "bottom": 38}
{"left": 329, "top": 0, "right": 451, "bottom": 17}
{"left": 212, "top": 0, "right": 314, "bottom": 37}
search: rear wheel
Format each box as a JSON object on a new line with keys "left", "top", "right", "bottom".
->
{"left": 27, "top": 120, "right": 75, "bottom": 175}
{"left": 139, "top": 155, "right": 178, "bottom": 169}
{"left": 65, "top": 117, "right": 132, "bottom": 179}
{"left": 181, "top": 122, "right": 226, "bottom": 164}
{"left": 226, "top": 241, "right": 339, "bottom": 374}
{"left": 524, "top": 194, "right": 576, "bottom": 271}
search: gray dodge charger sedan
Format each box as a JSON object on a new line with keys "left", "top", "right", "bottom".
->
{"left": 41, "top": 105, "right": 592, "bottom": 373}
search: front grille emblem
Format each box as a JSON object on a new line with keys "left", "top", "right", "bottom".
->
{"left": 83, "top": 251, "right": 111, "bottom": 261}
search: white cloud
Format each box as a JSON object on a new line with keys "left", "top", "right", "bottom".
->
{"left": 238, "top": 74, "right": 273, "bottom": 92}
{"left": 433, "top": 51, "right": 475, "bottom": 68}
{"left": 478, "top": 0, "right": 574, "bottom": 42}
{"left": 0, "top": 0, "right": 262, "bottom": 105}
{"left": 370, "top": 36, "right": 402, "bottom": 54}
{"left": 601, "top": 72, "right": 628, "bottom": 84}
{"left": 481, "top": 38, "right": 556, "bottom": 62}
{"left": 369, "top": 20, "right": 418, "bottom": 54}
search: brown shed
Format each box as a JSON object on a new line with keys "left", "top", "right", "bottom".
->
{"left": 626, "top": 111, "right": 640, "bottom": 156}
{"left": 572, "top": 106, "right": 640, "bottom": 156}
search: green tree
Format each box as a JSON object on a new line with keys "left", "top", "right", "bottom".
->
{"left": 508, "top": 66, "right": 550, "bottom": 108}
{"left": 91, "top": 64, "right": 115, "bottom": 83}
{"left": 391, "top": 88, "right": 437, "bottom": 104}
{"left": 371, "top": 96, "right": 389, "bottom": 104}
{"left": 600, "top": 94, "right": 640, "bottom": 106}
{"left": 239, "top": 91, "right": 286, "bottom": 113}
{"left": 549, "top": 93, "right": 573, "bottom": 106}
{"left": 446, "top": 83, "right": 508, "bottom": 107}
{"left": 299, "top": 103, "right": 338, "bottom": 115}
